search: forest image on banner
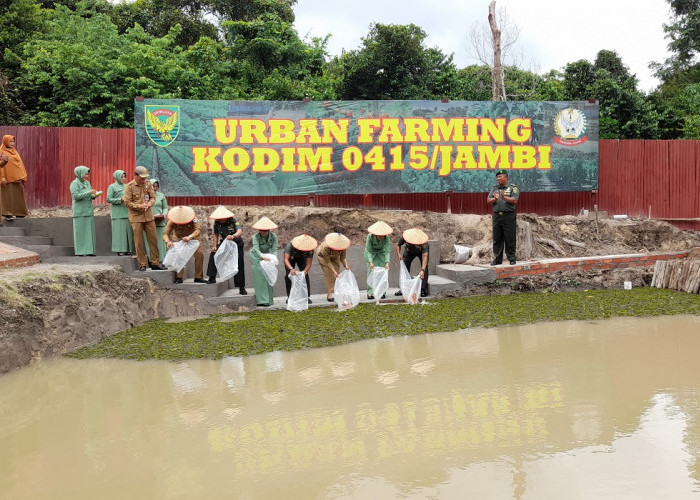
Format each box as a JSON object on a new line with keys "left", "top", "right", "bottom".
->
{"left": 134, "top": 99, "right": 599, "bottom": 197}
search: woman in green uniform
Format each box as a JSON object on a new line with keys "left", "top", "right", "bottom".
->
{"left": 249, "top": 216, "right": 278, "bottom": 307}
{"left": 364, "top": 220, "right": 392, "bottom": 299}
{"left": 69, "top": 165, "right": 97, "bottom": 256}
{"left": 106, "top": 170, "right": 133, "bottom": 255}
{"left": 146, "top": 178, "right": 168, "bottom": 261}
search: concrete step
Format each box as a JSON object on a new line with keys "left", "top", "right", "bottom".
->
{"left": 427, "top": 274, "right": 459, "bottom": 293}
{"left": 435, "top": 263, "right": 496, "bottom": 285}
{"left": 27, "top": 245, "right": 74, "bottom": 259}
{"left": 42, "top": 255, "right": 139, "bottom": 272}
{"left": 0, "top": 235, "right": 53, "bottom": 246}
{"left": 0, "top": 226, "right": 25, "bottom": 236}
{"left": 168, "top": 278, "right": 232, "bottom": 297}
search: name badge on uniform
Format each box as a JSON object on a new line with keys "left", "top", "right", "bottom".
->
{"left": 145, "top": 194, "right": 150, "bottom": 202}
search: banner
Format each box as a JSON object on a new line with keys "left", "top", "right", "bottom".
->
{"left": 134, "top": 99, "right": 598, "bottom": 196}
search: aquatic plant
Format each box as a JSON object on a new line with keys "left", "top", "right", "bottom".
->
{"left": 66, "top": 288, "right": 700, "bottom": 362}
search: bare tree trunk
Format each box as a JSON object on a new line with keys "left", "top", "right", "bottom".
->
{"left": 488, "top": 1, "right": 502, "bottom": 101}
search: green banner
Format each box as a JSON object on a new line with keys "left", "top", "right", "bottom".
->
{"left": 134, "top": 99, "right": 598, "bottom": 196}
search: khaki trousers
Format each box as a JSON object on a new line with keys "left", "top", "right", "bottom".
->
{"left": 176, "top": 245, "right": 204, "bottom": 279}
{"left": 131, "top": 220, "right": 160, "bottom": 267}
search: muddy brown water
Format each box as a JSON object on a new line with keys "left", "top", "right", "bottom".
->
{"left": 1, "top": 315, "right": 700, "bottom": 499}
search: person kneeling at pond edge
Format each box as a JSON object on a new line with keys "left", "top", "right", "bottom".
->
{"left": 284, "top": 234, "right": 318, "bottom": 304}
{"left": 250, "top": 216, "right": 279, "bottom": 307}
{"left": 395, "top": 228, "right": 430, "bottom": 298}
{"left": 163, "top": 205, "right": 205, "bottom": 284}
{"left": 207, "top": 205, "right": 247, "bottom": 294}
{"left": 365, "top": 220, "right": 393, "bottom": 300}
{"left": 317, "top": 232, "right": 351, "bottom": 302}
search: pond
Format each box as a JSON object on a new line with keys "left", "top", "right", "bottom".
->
{"left": 1, "top": 315, "right": 700, "bottom": 499}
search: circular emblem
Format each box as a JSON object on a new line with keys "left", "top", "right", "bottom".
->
{"left": 553, "top": 108, "right": 588, "bottom": 146}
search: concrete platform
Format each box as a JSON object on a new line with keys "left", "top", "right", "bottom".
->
{"left": 0, "top": 242, "right": 40, "bottom": 269}
{"left": 436, "top": 263, "right": 496, "bottom": 285}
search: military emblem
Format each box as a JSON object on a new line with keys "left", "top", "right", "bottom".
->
{"left": 145, "top": 105, "right": 180, "bottom": 147}
{"left": 553, "top": 107, "right": 588, "bottom": 146}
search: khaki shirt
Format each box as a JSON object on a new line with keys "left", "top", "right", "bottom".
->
{"left": 122, "top": 179, "right": 156, "bottom": 222}
{"left": 163, "top": 220, "right": 201, "bottom": 243}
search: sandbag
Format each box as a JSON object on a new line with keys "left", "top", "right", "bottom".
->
{"left": 399, "top": 261, "right": 422, "bottom": 304}
{"left": 454, "top": 244, "right": 472, "bottom": 264}
{"left": 162, "top": 240, "right": 200, "bottom": 273}
{"left": 259, "top": 253, "right": 279, "bottom": 286}
{"left": 286, "top": 272, "right": 309, "bottom": 312}
{"left": 334, "top": 269, "right": 360, "bottom": 310}
{"left": 367, "top": 267, "right": 389, "bottom": 302}
{"left": 214, "top": 238, "right": 239, "bottom": 281}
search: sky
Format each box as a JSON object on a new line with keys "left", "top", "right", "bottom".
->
{"left": 292, "top": 0, "right": 673, "bottom": 93}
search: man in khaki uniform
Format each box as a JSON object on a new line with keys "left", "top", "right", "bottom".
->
{"left": 122, "top": 166, "right": 167, "bottom": 271}
{"left": 163, "top": 205, "right": 205, "bottom": 284}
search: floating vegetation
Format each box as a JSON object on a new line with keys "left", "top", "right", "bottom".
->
{"left": 66, "top": 288, "right": 700, "bottom": 362}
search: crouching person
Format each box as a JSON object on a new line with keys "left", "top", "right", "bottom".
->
{"left": 163, "top": 205, "right": 205, "bottom": 284}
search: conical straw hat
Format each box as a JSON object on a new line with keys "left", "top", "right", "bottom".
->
{"left": 402, "top": 228, "right": 429, "bottom": 245}
{"left": 209, "top": 205, "right": 234, "bottom": 220}
{"left": 167, "top": 206, "right": 196, "bottom": 224}
{"left": 325, "top": 232, "right": 350, "bottom": 251}
{"left": 251, "top": 216, "right": 278, "bottom": 230}
{"left": 291, "top": 234, "right": 318, "bottom": 252}
{"left": 367, "top": 220, "right": 392, "bottom": 236}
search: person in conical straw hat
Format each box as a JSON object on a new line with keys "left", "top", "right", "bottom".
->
{"left": 395, "top": 227, "right": 430, "bottom": 298}
{"left": 249, "top": 216, "right": 279, "bottom": 306}
{"left": 365, "top": 221, "right": 393, "bottom": 300}
{"left": 316, "top": 232, "right": 351, "bottom": 302}
{"left": 206, "top": 205, "right": 247, "bottom": 294}
{"left": 163, "top": 205, "right": 206, "bottom": 284}
{"left": 283, "top": 234, "right": 318, "bottom": 304}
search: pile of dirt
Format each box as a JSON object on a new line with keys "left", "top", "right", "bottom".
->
{"left": 29, "top": 205, "right": 700, "bottom": 263}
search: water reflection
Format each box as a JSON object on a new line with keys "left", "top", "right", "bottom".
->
{"left": 1, "top": 315, "right": 700, "bottom": 499}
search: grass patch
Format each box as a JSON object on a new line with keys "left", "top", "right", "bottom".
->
{"left": 66, "top": 288, "right": 700, "bottom": 362}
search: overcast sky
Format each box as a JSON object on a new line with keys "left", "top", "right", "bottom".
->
{"left": 293, "top": 0, "right": 673, "bottom": 93}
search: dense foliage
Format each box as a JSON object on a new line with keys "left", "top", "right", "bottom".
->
{"left": 0, "top": 0, "right": 698, "bottom": 138}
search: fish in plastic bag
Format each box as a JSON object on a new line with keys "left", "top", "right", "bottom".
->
{"left": 334, "top": 269, "right": 360, "bottom": 310}
{"left": 214, "top": 238, "right": 239, "bottom": 281}
{"left": 259, "top": 253, "right": 279, "bottom": 286}
{"left": 162, "top": 240, "right": 200, "bottom": 273}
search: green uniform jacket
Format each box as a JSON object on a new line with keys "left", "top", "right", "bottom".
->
{"left": 70, "top": 167, "right": 94, "bottom": 217}
{"left": 364, "top": 234, "right": 391, "bottom": 295}
{"left": 107, "top": 171, "right": 128, "bottom": 220}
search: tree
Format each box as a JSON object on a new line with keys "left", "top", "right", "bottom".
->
{"left": 468, "top": 0, "right": 520, "bottom": 100}
{"left": 332, "top": 23, "right": 459, "bottom": 100}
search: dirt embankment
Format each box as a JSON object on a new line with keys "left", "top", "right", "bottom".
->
{"left": 0, "top": 264, "right": 228, "bottom": 374}
{"left": 29, "top": 206, "right": 700, "bottom": 263}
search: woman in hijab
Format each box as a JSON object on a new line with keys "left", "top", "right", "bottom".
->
{"left": 364, "top": 221, "right": 393, "bottom": 299}
{"left": 316, "top": 232, "right": 351, "bottom": 302}
{"left": 70, "top": 166, "right": 98, "bottom": 256}
{"left": 0, "top": 135, "right": 29, "bottom": 219}
{"left": 106, "top": 170, "right": 134, "bottom": 256}
{"left": 145, "top": 178, "right": 168, "bottom": 262}
{"left": 249, "top": 216, "right": 278, "bottom": 307}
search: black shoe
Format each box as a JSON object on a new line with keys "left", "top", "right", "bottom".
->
{"left": 138, "top": 266, "right": 146, "bottom": 271}
{"left": 239, "top": 287, "right": 247, "bottom": 295}
{"left": 327, "top": 296, "right": 334, "bottom": 302}
{"left": 381, "top": 294, "right": 386, "bottom": 299}
{"left": 307, "top": 298, "right": 312, "bottom": 304}
{"left": 490, "top": 260, "right": 502, "bottom": 266}
{"left": 87, "top": 254, "right": 96, "bottom": 257}
{"left": 151, "top": 264, "right": 168, "bottom": 270}
{"left": 394, "top": 290, "right": 403, "bottom": 296}
{"left": 117, "top": 252, "right": 125, "bottom": 256}
{"left": 509, "top": 260, "right": 516, "bottom": 265}
{"left": 194, "top": 278, "right": 207, "bottom": 283}
{"left": 420, "top": 292, "right": 428, "bottom": 298}
{"left": 367, "top": 294, "right": 374, "bottom": 300}
{"left": 207, "top": 277, "right": 216, "bottom": 284}
{"left": 257, "top": 303, "right": 270, "bottom": 307}
{"left": 174, "top": 278, "right": 183, "bottom": 284}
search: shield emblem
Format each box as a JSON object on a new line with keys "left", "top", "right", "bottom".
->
{"left": 145, "top": 105, "right": 180, "bottom": 147}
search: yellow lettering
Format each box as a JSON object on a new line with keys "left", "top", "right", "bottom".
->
{"left": 192, "top": 146, "right": 222, "bottom": 172}
{"left": 477, "top": 145, "right": 510, "bottom": 169}
{"left": 212, "top": 119, "right": 238, "bottom": 145}
{"left": 221, "top": 147, "right": 250, "bottom": 173}
{"left": 507, "top": 118, "right": 532, "bottom": 142}
{"left": 357, "top": 118, "right": 381, "bottom": 143}
{"left": 479, "top": 118, "right": 506, "bottom": 142}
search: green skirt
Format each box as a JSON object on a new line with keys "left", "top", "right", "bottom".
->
{"left": 111, "top": 217, "right": 134, "bottom": 253}
{"left": 251, "top": 259, "right": 274, "bottom": 305}
{"left": 73, "top": 216, "right": 96, "bottom": 255}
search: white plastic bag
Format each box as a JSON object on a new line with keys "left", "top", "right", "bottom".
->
{"left": 214, "top": 238, "right": 239, "bottom": 281}
{"left": 259, "top": 253, "right": 279, "bottom": 286}
{"left": 286, "top": 272, "right": 309, "bottom": 312}
{"left": 334, "top": 269, "right": 360, "bottom": 310}
{"left": 399, "top": 261, "right": 422, "bottom": 304}
{"left": 453, "top": 244, "right": 472, "bottom": 264}
{"left": 162, "top": 240, "right": 200, "bottom": 273}
{"left": 367, "top": 267, "right": 389, "bottom": 302}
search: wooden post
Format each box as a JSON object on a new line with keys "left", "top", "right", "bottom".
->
{"left": 594, "top": 204, "right": 599, "bottom": 238}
